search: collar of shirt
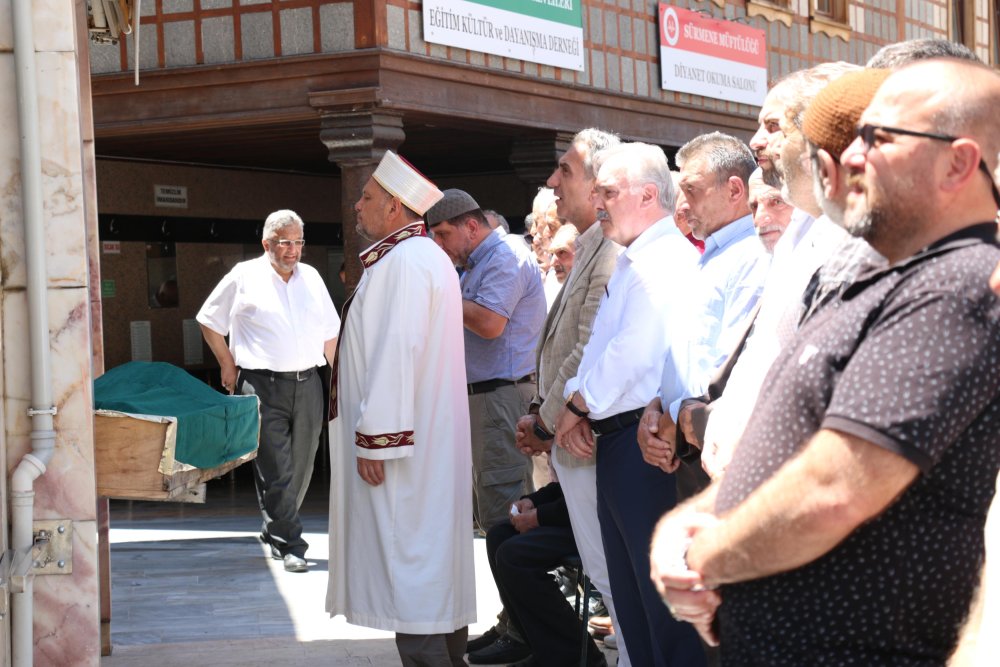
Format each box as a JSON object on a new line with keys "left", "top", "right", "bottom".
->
{"left": 700, "top": 214, "right": 755, "bottom": 265}
{"left": 465, "top": 227, "right": 504, "bottom": 271}
{"left": 846, "top": 221, "right": 1000, "bottom": 295}
{"left": 621, "top": 216, "right": 679, "bottom": 265}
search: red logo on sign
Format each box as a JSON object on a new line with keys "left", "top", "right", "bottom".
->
{"left": 662, "top": 7, "right": 680, "bottom": 46}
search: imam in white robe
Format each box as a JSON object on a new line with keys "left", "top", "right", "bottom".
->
{"left": 326, "top": 222, "right": 476, "bottom": 634}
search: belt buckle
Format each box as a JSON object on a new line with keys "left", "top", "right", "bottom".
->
{"left": 295, "top": 369, "right": 308, "bottom": 381}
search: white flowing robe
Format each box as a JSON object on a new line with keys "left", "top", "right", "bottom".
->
{"left": 326, "top": 226, "right": 476, "bottom": 634}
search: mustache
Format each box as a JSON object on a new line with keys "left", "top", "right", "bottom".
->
{"left": 596, "top": 210, "right": 611, "bottom": 222}
{"left": 845, "top": 172, "right": 866, "bottom": 191}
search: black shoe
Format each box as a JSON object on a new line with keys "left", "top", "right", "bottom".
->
{"left": 466, "top": 626, "right": 502, "bottom": 654}
{"left": 468, "top": 635, "right": 531, "bottom": 665}
{"left": 507, "top": 658, "right": 538, "bottom": 667}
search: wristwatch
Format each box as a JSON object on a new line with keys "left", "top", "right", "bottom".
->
{"left": 532, "top": 420, "right": 554, "bottom": 441}
{"left": 565, "top": 391, "right": 590, "bottom": 418}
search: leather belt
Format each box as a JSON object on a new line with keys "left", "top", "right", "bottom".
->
{"left": 590, "top": 408, "right": 644, "bottom": 436}
{"left": 468, "top": 374, "right": 535, "bottom": 396}
{"left": 241, "top": 367, "right": 316, "bottom": 382}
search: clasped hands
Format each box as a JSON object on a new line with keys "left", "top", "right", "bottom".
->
{"left": 514, "top": 414, "right": 553, "bottom": 457}
{"left": 554, "top": 403, "right": 596, "bottom": 460}
{"left": 509, "top": 498, "right": 540, "bottom": 533}
{"left": 649, "top": 509, "right": 722, "bottom": 647}
{"left": 637, "top": 400, "right": 681, "bottom": 473}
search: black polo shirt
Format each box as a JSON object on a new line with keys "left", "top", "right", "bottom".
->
{"left": 715, "top": 223, "right": 1000, "bottom": 666}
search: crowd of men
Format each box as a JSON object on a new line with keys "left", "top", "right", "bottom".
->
{"left": 199, "top": 37, "right": 1000, "bottom": 667}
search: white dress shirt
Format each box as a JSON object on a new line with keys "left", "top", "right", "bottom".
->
{"left": 197, "top": 254, "right": 340, "bottom": 372}
{"left": 564, "top": 217, "right": 699, "bottom": 421}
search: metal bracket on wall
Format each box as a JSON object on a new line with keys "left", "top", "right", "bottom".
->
{"left": 32, "top": 520, "right": 73, "bottom": 575}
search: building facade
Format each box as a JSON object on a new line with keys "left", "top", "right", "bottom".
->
{"left": 0, "top": 0, "right": 996, "bottom": 664}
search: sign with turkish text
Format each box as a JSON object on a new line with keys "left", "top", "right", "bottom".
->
{"left": 154, "top": 184, "right": 188, "bottom": 209}
{"left": 423, "top": 0, "right": 584, "bottom": 72}
{"left": 658, "top": 4, "right": 767, "bottom": 106}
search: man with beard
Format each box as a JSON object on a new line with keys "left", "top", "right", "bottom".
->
{"left": 652, "top": 58, "right": 1000, "bottom": 665}
{"left": 425, "top": 189, "right": 546, "bottom": 542}
{"left": 327, "top": 151, "right": 476, "bottom": 666}
{"left": 198, "top": 209, "right": 340, "bottom": 572}
{"left": 693, "top": 63, "right": 857, "bottom": 479}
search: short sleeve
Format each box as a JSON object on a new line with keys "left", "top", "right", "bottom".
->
{"left": 823, "top": 290, "right": 1000, "bottom": 471}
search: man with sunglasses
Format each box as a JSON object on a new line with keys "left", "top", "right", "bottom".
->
{"left": 198, "top": 209, "right": 340, "bottom": 572}
{"left": 652, "top": 58, "right": 1000, "bottom": 665}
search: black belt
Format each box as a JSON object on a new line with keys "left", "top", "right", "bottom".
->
{"left": 590, "top": 408, "right": 644, "bottom": 436}
{"left": 468, "top": 374, "right": 535, "bottom": 396}
{"left": 241, "top": 367, "right": 316, "bottom": 382}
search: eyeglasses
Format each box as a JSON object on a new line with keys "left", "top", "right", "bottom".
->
{"left": 272, "top": 239, "right": 305, "bottom": 248}
{"left": 856, "top": 124, "right": 1000, "bottom": 209}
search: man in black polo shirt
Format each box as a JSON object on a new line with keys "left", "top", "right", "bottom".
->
{"left": 651, "top": 58, "right": 1000, "bottom": 665}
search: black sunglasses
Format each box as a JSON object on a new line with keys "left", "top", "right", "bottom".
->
{"left": 857, "top": 124, "right": 1000, "bottom": 210}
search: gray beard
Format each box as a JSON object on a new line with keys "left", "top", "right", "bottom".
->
{"left": 762, "top": 165, "right": 783, "bottom": 189}
{"left": 845, "top": 209, "right": 875, "bottom": 240}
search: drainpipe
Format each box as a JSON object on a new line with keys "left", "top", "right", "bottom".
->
{"left": 11, "top": 0, "right": 58, "bottom": 665}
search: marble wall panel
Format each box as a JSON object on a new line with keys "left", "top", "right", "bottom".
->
{"left": 0, "top": 51, "right": 88, "bottom": 290}
{"left": 32, "top": 0, "right": 76, "bottom": 53}
{"left": 3, "top": 286, "right": 96, "bottom": 443}
{"left": 32, "top": 519, "right": 100, "bottom": 666}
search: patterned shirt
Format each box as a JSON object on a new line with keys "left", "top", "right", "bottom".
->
{"left": 716, "top": 223, "right": 1000, "bottom": 665}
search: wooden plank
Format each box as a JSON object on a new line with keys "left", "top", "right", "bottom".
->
{"left": 95, "top": 414, "right": 256, "bottom": 502}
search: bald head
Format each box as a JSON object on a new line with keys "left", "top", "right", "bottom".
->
{"left": 841, "top": 58, "right": 1000, "bottom": 261}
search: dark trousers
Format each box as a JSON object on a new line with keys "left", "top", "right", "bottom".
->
{"left": 486, "top": 524, "right": 604, "bottom": 666}
{"left": 596, "top": 423, "right": 706, "bottom": 667}
{"left": 238, "top": 368, "right": 323, "bottom": 557}
{"left": 396, "top": 628, "right": 469, "bottom": 667}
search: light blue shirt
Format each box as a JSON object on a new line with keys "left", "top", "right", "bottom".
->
{"left": 462, "top": 228, "right": 546, "bottom": 383}
{"left": 564, "top": 218, "right": 699, "bottom": 420}
{"left": 662, "top": 214, "right": 770, "bottom": 418}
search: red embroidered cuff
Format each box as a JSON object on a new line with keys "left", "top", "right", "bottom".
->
{"left": 355, "top": 431, "right": 415, "bottom": 449}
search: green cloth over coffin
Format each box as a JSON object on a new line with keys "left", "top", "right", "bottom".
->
{"left": 94, "top": 361, "right": 259, "bottom": 470}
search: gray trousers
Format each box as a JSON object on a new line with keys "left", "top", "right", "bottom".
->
{"left": 469, "top": 381, "right": 536, "bottom": 532}
{"left": 396, "top": 628, "right": 469, "bottom": 667}
{"left": 238, "top": 368, "right": 323, "bottom": 558}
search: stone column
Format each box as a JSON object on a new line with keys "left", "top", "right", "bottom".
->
{"left": 318, "top": 109, "right": 404, "bottom": 291}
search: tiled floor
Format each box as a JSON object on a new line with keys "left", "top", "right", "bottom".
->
{"left": 101, "top": 470, "right": 614, "bottom": 666}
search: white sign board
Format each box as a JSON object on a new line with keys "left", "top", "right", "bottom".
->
{"left": 424, "top": 0, "right": 585, "bottom": 72}
{"left": 659, "top": 4, "right": 767, "bottom": 107}
{"left": 154, "top": 184, "right": 188, "bottom": 209}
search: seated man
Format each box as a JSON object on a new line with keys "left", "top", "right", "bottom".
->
{"left": 481, "top": 482, "right": 607, "bottom": 667}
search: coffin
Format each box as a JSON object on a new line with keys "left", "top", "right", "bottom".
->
{"left": 93, "top": 361, "right": 260, "bottom": 502}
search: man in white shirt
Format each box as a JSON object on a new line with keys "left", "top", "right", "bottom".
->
{"left": 197, "top": 209, "right": 340, "bottom": 572}
{"left": 554, "top": 142, "right": 705, "bottom": 667}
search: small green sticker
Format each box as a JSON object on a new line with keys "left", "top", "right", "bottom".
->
{"left": 101, "top": 279, "right": 116, "bottom": 298}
